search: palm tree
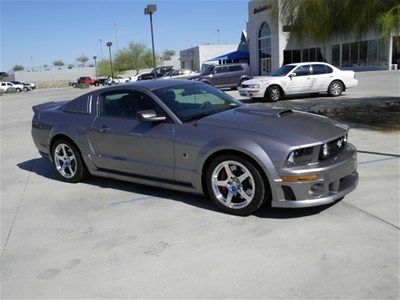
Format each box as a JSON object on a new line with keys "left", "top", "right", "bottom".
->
{"left": 277, "top": 0, "right": 400, "bottom": 42}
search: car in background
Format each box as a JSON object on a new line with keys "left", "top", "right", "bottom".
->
{"left": 69, "top": 77, "right": 101, "bottom": 87}
{"left": 190, "top": 63, "right": 253, "bottom": 89}
{"left": 0, "top": 81, "right": 25, "bottom": 92}
{"left": 31, "top": 79, "right": 358, "bottom": 216}
{"left": 21, "top": 81, "right": 36, "bottom": 89}
{"left": 11, "top": 81, "right": 32, "bottom": 91}
{"left": 137, "top": 66, "right": 175, "bottom": 80}
{"left": 239, "top": 62, "right": 358, "bottom": 101}
{"left": 159, "top": 69, "right": 198, "bottom": 80}
{"left": 112, "top": 76, "right": 130, "bottom": 84}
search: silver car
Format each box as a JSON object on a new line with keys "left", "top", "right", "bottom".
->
{"left": 31, "top": 80, "right": 358, "bottom": 215}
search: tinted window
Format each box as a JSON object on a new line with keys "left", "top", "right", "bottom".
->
{"left": 293, "top": 65, "right": 311, "bottom": 76}
{"left": 153, "top": 83, "right": 241, "bottom": 123}
{"left": 214, "top": 66, "right": 228, "bottom": 74}
{"left": 228, "top": 65, "right": 243, "bottom": 72}
{"left": 100, "top": 91, "right": 160, "bottom": 118}
{"left": 312, "top": 64, "right": 328, "bottom": 74}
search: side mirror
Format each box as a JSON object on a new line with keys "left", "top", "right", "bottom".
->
{"left": 137, "top": 110, "right": 166, "bottom": 122}
{"left": 289, "top": 73, "right": 297, "bottom": 77}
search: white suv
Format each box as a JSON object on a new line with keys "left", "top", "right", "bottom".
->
{"left": 239, "top": 62, "right": 358, "bottom": 101}
{"left": 0, "top": 82, "right": 25, "bottom": 93}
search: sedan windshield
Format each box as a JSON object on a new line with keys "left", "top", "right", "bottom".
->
{"left": 153, "top": 83, "right": 242, "bottom": 122}
{"left": 270, "top": 65, "right": 296, "bottom": 77}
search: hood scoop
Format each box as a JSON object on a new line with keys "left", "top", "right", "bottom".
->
{"left": 235, "top": 106, "right": 294, "bottom": 118}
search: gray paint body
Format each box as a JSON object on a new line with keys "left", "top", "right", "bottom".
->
{"left": 31, "top": 80, "right": 358, "bottom": 208}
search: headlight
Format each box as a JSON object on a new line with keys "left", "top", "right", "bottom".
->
{"left": 247, "top": 84, "right": 260, "bottom": 89}
{"left": 285, "top": 147, "right": 314, "bottom": 166}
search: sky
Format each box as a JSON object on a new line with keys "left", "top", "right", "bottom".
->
{"left": 0, "top": 0, "right": 249, "bottom": 71}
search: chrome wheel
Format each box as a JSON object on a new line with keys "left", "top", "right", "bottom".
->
{"left": 54, "top": 143, "right": 77, "bottom": 178}
{"left": 211, "top": 160, "right": 255, "bottom": 209}
{"left": 269, "top": 87, "right": 281, "bottom": 101}
{"left": 330, "top": 82, "right": 342, "bottom": 96}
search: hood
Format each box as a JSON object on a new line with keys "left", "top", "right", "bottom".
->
{"left": 242, "top": 77, "right": 277, "bottom": 84}
{"left": 196, "top": 106, "right": 347, "bottom": 146}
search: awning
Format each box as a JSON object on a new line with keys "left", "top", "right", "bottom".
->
{"left": 206, "top": 51, "right": 249, "bottom": 62}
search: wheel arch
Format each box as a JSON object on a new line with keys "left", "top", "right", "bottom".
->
{"left": 49, "top": 133, "right": 81, "bottom": 162}
{"left": 199, "top": 145, "right": 277, "bottom": 202}
{"left": 264, "top": 84, "right": 285, "bottom": 98}
{"left": 330, "top": 79, "right": 346, "bottom": 91}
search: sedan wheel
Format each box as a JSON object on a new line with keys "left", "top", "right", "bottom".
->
{"left": 328, "top": 81, "right": 343, "bottom": 97}
{"left": 206, "top": 155, "right": 268, "bottom": 215}
{"left": 52, "top": 139, "right": 88, "bottom": 183}
{"left": 267, "top": 86, "right": 282, "bottom": 102}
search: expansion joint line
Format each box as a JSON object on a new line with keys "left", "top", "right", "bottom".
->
{"left": 1, "top": 159, "right": 36, "bottom": 261}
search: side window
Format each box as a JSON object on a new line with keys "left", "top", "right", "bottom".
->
{"left": 312, "top": 64, "right": 327, "bottom": 75}
{"left": 326, "top": 65, "right": 333, "bottom": 73}
{"left": 228, "top": 65, "right": 244, "bottom": 72}
{"left": 214, "top": 66, "right": 228, "bottom": 74}
{"left": 100, "top": 91, "right": 161, "bottom": 118}
{"left": 294, "top": 65, "right": 311, "bottom": 76}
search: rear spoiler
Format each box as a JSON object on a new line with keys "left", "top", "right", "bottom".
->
{"left": 32, "top": 100, "right": 68, "bottom": 113}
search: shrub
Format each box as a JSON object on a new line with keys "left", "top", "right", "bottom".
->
{"left": 74, "top": 83, "right": 90, "bottom": 89}
{"left": 6, "top": 87, "right": 17, "bottom": 93}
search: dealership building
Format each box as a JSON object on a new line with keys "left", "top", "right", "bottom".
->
{"left": 247, "top": 0, "right": 400, "bottom": 75}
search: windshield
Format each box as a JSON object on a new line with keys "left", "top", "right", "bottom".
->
{"left": 153, "top": 82, "right": 242, "bottom": 122}
{"left": 201, "top": 65, "right": 215, "bottom": 76}
{"left": 270, "top": 65, "right": 296, "bottom": 77}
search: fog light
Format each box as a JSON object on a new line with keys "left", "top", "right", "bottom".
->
{"left": 309, "top": 183, "right": 324, "bottom": 197}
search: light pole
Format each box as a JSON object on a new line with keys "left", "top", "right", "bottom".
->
{"left": 106, "top": 42, "right": 113, "bottom": 78}
{"left": 93, "top": 56, "right": 98, "bottom": 78}
{"left": 144, "top": 4, "right": 157, "bottom": 79}
{"left": 113, "top": 23, "right": 119, "bottom": 54}
{"left": 217, "top": 29, "right": 220, "bottom": 45}
{"left": 30, "top": 56, "right": 34, "bottom": 72}
{"left": 98, "top": 38, "right": 103, "bottom": 59}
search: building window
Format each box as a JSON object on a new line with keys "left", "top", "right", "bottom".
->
{"left": 368, "top": 39, "right": 379, "bottom": 65}
{"left": 258, "top": 22, "right": 271, "bottom": 75}
{"left": 332, "top": 44, "right": 340, "bottom": 66}
{"left": 284, "top": 47, "right": 324, "bottom": 65}
{"left": 359, "top": 41, "right": 368, "bottom": 65}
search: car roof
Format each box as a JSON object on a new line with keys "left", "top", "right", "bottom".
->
{"left": 285, "top": 62, "right": 333, "bottom": 67}
{"left": 105, "top": 79, "right": 196, "bottom": 91}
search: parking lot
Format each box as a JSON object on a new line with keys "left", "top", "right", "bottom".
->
{"left": 1, "top": 71, "right": 399, "bottom": 298}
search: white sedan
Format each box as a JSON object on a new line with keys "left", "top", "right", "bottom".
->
{"left": 239, "top": 62, "right": 358, "bottom": 101}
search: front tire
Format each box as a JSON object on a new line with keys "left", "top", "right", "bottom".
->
{"left": 205, "top": 155, "right": 268, "bottom": 216}
{"left": 52, "top": 139, "right": 88, "bottom": 183}
{"left": 265, "top": 85, "right": 282, "bottom": 102}
{"left": 16, "top": 88, "right": 21, "bottom": 93}
{"left": 328, "top": 80, "right": 343, "bottom": 97}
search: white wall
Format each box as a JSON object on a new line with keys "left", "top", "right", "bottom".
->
{"left": 14, "top": 67, "right": 96, "bottom": 82}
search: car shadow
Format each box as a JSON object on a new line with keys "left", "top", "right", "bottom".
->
{"left": 17, "top": 157, "right": 340, "bottom": 219}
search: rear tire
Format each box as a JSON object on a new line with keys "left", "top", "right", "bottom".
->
{"left": 328, "top": 80, "right": 343, "bottom": 97}
{"left": 205, "top": 154, "right": 268, "bottom": 216}
{"left": 16, "top": 88, "right": 21, "bottom": 93}
{"left": 51, "top": 139, "right": 88, "bottom": 183}
{"left": 265, "top": 85, "right": 282, "bottom": 102}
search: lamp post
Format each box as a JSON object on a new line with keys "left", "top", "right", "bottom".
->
{"left": 106, "top": 42, "right": 113, "bottom": 78}
{"left": 93, "top": 56, "right": 98, "bottom": 78}
{"left": 217, "top": 29, "right": 220, "bottom": 45}
{"left": 98, "top": 38, "right": 103, "bottom": 59}
{"left": 113, "top": 22, "right": 119, "bottom": 54}
{"left": 144, "top": 4, "right": 157, "bottom": 79}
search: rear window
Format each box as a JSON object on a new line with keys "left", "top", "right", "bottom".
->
{"left": 312, "top": 64, "right": 333, "bottom": 74}
{"left": 228, "top": 65, "right": 244, "bottom": 72}
{"left": 63, "top": 94, "right": 92, "bottom": 114}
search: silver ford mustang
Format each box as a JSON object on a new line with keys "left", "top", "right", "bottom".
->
{"left": 31, "top": 80, "right": 358, "bottom": 215}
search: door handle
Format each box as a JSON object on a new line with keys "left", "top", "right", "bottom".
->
{"left": 99, "top": 125, "right": 109, "bottom": 133}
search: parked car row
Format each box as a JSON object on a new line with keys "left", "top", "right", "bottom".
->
{"left": 68, "top": 62, "right": 357, "bottom": 101}
{"left": 0, "top": 81, "right": 36, "bottom": 93}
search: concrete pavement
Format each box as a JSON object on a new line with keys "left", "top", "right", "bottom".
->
{"left": 1, "top": 71, "right": 399, "bottom": 298}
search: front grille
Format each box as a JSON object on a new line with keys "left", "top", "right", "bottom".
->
{"left": 319, "top": 136, "right": 346, "bottom": 160}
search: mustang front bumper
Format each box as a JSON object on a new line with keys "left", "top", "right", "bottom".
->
{"left": 271, "top": 143, "right": 358, "bottom": 208}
